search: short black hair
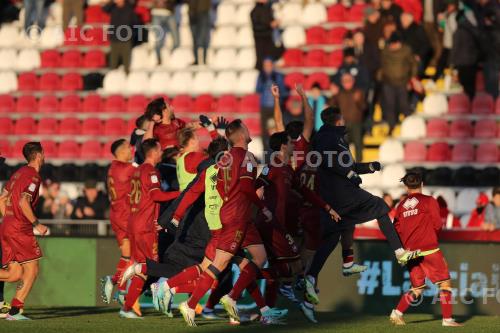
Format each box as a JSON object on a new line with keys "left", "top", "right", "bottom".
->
{"left": 141, "top": 138, "right": 160, "bottom": 157}
{"left": 400, "top": 172, "right": 423, "bottom": 189}
{"left": 22, "top": 142, "right": 43, "bottom": 162}
{"left": 207, "top": 137, "right": 229, "bottom": 161}
{"left": 145, "top": 97, "right": 166, "bottom": 120}
{"left": 269, "top": 131, "right": 289, "bottom": 152}
{"left": 135, "top": 114, "right": 148, "bottom": 129}
{"left": 285, "top": 121, "right": 303, "bottom": 140}
{"left": 493, "top": 187, "right": 500, "bottom": 197}
{"left": 111, "top": 139, "right": 127, "bottom": 156}
{"left": 225, "top": 119, "right": 243, "bottom": 143}
{"left": 321, "top": 106, "right": 342, "bottom": 126}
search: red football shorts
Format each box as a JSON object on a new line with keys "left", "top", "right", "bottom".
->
{"left": 205, "top": 229, "right": 222, "bottom": 261}
{"left": 1, "top": 230, "right": 42, "bottom": 267}
{"left": 217, "top": 220, "right": 263, "bottom": 255}
{"left": 408, "top": 250, "right": 451, "bottom": 288}
{"left": 257, "top": 220, "right": 300, "bottom": 262}
{"left": 110, "top": 210, "right": 129, "bottom": 246}
{"left": 130, "top": 231, "right": 158, "bottom": 263}
{"left": 299, "top": 206, "right": 322, "bottom": 251}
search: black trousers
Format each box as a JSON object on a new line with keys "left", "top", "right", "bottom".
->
{"left": 254, "top": 34, "right": 274, "bottom": 70}
{"left": 457, "top": 65, "right": 477, "bottom": 99}
{"left": 381, "top": 83, "right": 410, "bottom": 132}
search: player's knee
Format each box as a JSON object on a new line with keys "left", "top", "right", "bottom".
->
{"left": 8, "top": 265, "right": 23, "bottom": 282}
{"left": 410, "top": 288, "right": 423, "bottom": 299}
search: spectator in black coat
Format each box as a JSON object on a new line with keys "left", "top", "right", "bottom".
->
{"left": 330, "top": 47, "right": 370, "bottom": 93}
{"left": 400, "top": 11, "right": 431, "bottom": 76}
{"left": 188, "top": 0, "right": 211, "bottom": 65}
{"left": 251, "top": 0, "right": 280, "bottom": 69}
{"left": 380, "top": 0, "right": 403, "bottom": 27}
{"left": 71, "top": 180, "right": 108, "bottom": 220}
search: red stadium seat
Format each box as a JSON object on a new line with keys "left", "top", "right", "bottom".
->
{"left": 244, "top": 117, "right": 261, "bottom": 136}
{"left": 16, "top": 95, "right": 37, "bottom": 113}
{"left": 304, "top": 50, "right": 326, "bottom": 67}
{"left": 172, "top": 95, "right": 193, "bottom": 113}
{"left": 217, "top": 95, "right": 238, "bottom": 113}
{"left": 38, "top": 95, "right": 59, "bottom": 113}
{"left": 61, "top": 73, "right": 83, "bottom": 91}
{"left": 0, "top": 140, "right": 11, "bottom": 158}
{"left": 82, "top": 94, "right": 102, "bottom": 113}
{"left": 475, "top": 71, "right": 485, "bottom": 92}
{"left": 12, "top": 140, "right": 30, "bottom": 159}
{"left": 239, "top": 94, "right": 260, "bottom": 113}
{"left": 426, "top": 118, "right": 449, "bottom": 138}
{"left": 135, "top": 5, "right": 151, "bottom": 23}
{"left": 472, "top": 93, "right": 494, "bottom": 114}
{"left": 451, "top": 142, "right": 474, "bottom": 162}
{"left": 14, "top": 117, "right": 36, "bottom": 135}
{"left": 61, "top": 50, "right": 82, "bottom": 68}
{"left": 60, "top": 95, "right": 81, "bottom": 113}
{"left": 496, "top": 97, "right": 500, "bottom": 114}
{"left": 85, "top": 27, "right": 108, "bottom": 46}
{"left": 346, "top": 3, "right": 367, "bottom": 22}
{"left": 40, "top": 50, "right": 61, "bottom": 68}
{"left": 326, "top": 27, "right": 348, "bottom": 44}
{"left": 304, "top": 72, "right": 330, "bottom": 90}
{"left": 83, "top": 50, "right": 106, "bottom": 68}
{"left": 104, "top": 95, "right": 126, "bottom": 113}
{"left": 104, "top": 118, "right": 126, "bottom": 136}
{"left": 127, "top": 118, "right": 137, "bottom": 133}
{"left": 449, "top": 119, "right": 473, "bottom": 139}
{"left": 37, "top": 118, "right": 59, "bottom": 135}
{"left": 448, "top": 93, "right": 470, "bottom": 114}
{"left": 326, "top": 50, "right": 343, "bottom": 68}
{"left": 39, "top": 73, "right": 61, "bottom": 91}
{"left": 327, "top": 4, "right": 346, "bottom": 22}
{"left": 102, "top": 140, "right": 114, "bottom": 158}
{"left": 41, "top": 140, "right": 58, "bottom": 158}
{"left": 59, "top": 118, "right": 81, "bottom": 135}
{"left": 82, "top": 118, "right": 103, "bottom": 136}
{"left": 306, "top": 27, "right": 327, "bottom": 45}
{"left": 404, "top": 141, "right": 427, "bottom": 162}
{"left": 194, "top": 94, "right": 215, "bottom": 113}
{"left": 64, "top": 27, "right": 83, "bottom": 46}
{"left": 127, "top": 94, "right": 148, "bottom": 113}
{"left": 426, "top": 142, "right": 451, "bottom": 162}
{"left": 81, "top": 140, "right": 103, "bottom": 159}
{"left": 0, "top": 95, "right": 15, "bottom": 113}
{"left": 475, "top": 143, "right": 499, "bottom": 163}
{"left": 0, "top": 118, "right": 13, "bottom": 135}
{"left": 474, "top": 119, "right": 497, "bottom": 138}
{"left": 284, "top": 72, "right": 306, "bottom": 88}
{"left": 85, "top": 5, "right": 109, "bottom": 23}
{"left": 283, "top": 49, "right": 304, "bottom": 67}
{"left": 58, "top": 140, "right": 80, "bottom": 159}
{"left": 18, "top": 72, "right": 39, "bottom": 91}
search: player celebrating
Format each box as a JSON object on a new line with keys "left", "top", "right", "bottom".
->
{"left": 0, "top": 142, "right": 48, "bottom": 320}
{"left": 390, "top": 172, "right": 463, "bottom": 327}
{"left": 119, "top": 139, "right": 180, "bottom": 319}
{"left": 101, "top": 139, "right": 136, "bottom": 304}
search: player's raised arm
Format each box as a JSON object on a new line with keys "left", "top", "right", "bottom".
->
{"left": 296, "top": 84, "right": 313, "bottom": 141}
{"left": 272, "top": 84, "right": 285, "bottom": 132}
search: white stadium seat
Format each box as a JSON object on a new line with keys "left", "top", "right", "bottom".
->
{"left": 211, "top": 26, "right": 237, "bottom": 48}
{"left": 216, "top": 4, "right": 237, "bottom": 25}
{"left": 235, "top": 48, "right": 256, "bottom": 70}
{"left": 381, "top": 164, "right": 406, "bottom": 188}
{"left": 0, "top": 50, "right": 17, "bottom": 70}
{"left": 16, "top": 49, "right": 41, "bottom": 71}
{"left": 235, "top": 4, "right": 253, "bottom": 26}
{"left": 212, "top": 48, "right": 237, "bottom": 70}
{"left": 169, "top": 71, "right": 192, "bottom": 94}
{"left": 0, "top": 71, "right": 18, "bottom": 93}
{"left": 192, "top": 71, "right": 216, "bottom": 94}
{"left": 236, "top": 27, "right": 255, "bottom": 48}
{"left": 179, "top": 25, "right": 193, "bottom": 48}
{"left": 360, "top": 172, "right": 382, "bottom": 188}
{"left": 455, "top": 189, "right": 480, "bottom": 216}
{"left": 148, "top": 72, "right": 170, "bottom": 94}
{"left": 0, "top": 24, "right": 20, "bottom": 47}
{"left": 423, "top": 93, "right": 448, "bottom": 116}
{"left": 432, "top": 187, "right": 457, "bottom": 213}
{"left": 282, "top": 26, "right": 306, "bottom": 48}
{"left": 400, "top": 115, "right": 426, "bottom": 139}
{"left": 126, "top": 72, "right": 149, "bottom": 94}
{"left": 279, "top": 3, "right": 302, "bottom": 25}
{"left": 236, "top": 70, "right": 259, "bottom": 94}
{"left": 300, "top": 3, "right": 328, "bottom": 27}
{"left": 249, "top": 137, "right": 264, "bottom": 161}
{"left": 213, "top": 71, "right": 238, "bottom": 94}
{"left": 131, "top": 47, "right": 152, "bottom": 70}
{"left": 388, "top": 187, "right": 406, "bottom": 201}
{"left": 168, "top": 48, "right": 194, "bottom": 70}
{"left": 102, "top": 69, "right": 127, "bottom": 93}
{"left": 365, "top": 188, "right": 384, "bottom": 198}
{"left": 39, "top": 26, "right": 64, "bottom": 48}
{"left": 378, "top": 139, "right": 404, "bottom": 163}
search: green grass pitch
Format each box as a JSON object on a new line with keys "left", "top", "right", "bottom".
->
{"left": 0, "top": 307, "right": 497, "bottom": 333}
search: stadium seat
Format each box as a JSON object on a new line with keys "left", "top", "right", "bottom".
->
{"left": 327, "top": 4, "right": 346, "bottom": 22}
{"left": 425, "top": 167, "right": 453, "bottom": 186}
{"left": 0, "top": 95, "right": 15, "bottom": 113}
{"left": 38, "top": 118, "right": 59, "bottom": 135}
{"left": 217, "top": 95, "right": 239, "bottom": 113}
{"left": 0, "top": 71, "right": 17, "bottom": 93}
{"left": 64, "top": 27, "right": 83, "bottom": 46}
{"left": 301, "top": 3, "right": 327, "bottom": 26}
{"left": 451, "top": 142, "right": 474, "bottom": 162}
{"left": 306, "top": 27, "right": 327, "bottom": 45}
{"left": 194, "top": 94, "right": 215, "bottom": 113}
{"left": 423, "top": 93, "right": 448, "bottom": 116}
{"left": 304, "top": 72, "right": 330, "bottom": 90}
{"left": 127, "top": 94, "right": 148, "bottom": 113}
{"left": 448, "top": 93, "right": 470, "bottom": 114}
{"left": 453, "top": 166, "right": 478, "bottom": 187}
{"left": 304, "top": 50, "right": 326, "bottom": 67}
{"left": 282, "top": 26, "right": 306, "bottom": 48}
{"left": 346, "top": 3, "right": 367, "bottom": 22}
{"left": 0, "top": 139, "right": 11, "bottom": 158}
{"left": 61, "top": 50, "right": 82, "bottom": 67}
{"left": 83, "top": 50, "right": 106, "bottom": 68}
{"left": 134, "top": 4, "right": 151, "bottom": 23}
{"left": 172, "top": 94, "right": 193, "bottom": 113}
{"left": 236, "top": 71, "right": 259, "bottom": 95}
{"left": 130, "top": 47, "right": 154, "bottom": 71}
{"left": 474, "top": 119, "right": 497, "bottom": 138}
{"left": 449, "top": 119, "right": 473, "bottom": 139}
{"left": 104, "top": 118, "right": 126, "bottom": 136}
{"left": 475, "top": 142, "right": 498, "bottom": 163}
{"left": 283, "top": 49, "right": 304, "bottom": 67}
{"left": 39, "top": 72, "right": 61, "bottom": 91}
{"left": 432, "top": 188, "right": 457, "bottom": 213}
{"left": 0, "top": 50, "right": 15, "bottom": 70}
{"left": 455, "top": 188, "right": 480, "bottom": 216}
{"left": 11, "top": 140, "right": 30, "bottom": 159}
{"left": 212, "top": 48, "right": 237, "bottom": 70}
{"left": 426, "top": 118, "right": 449, "bottom": 138}
{"left": 212, "top": 26, "right": 237, "bottom": 48}
{"left": 167, "top": 48, "right": 194, "bottom": 70}
{"left": 400, "top": 116, "right": 426, "bottom": 139}
{"left": 58, "top": 140, "right": 80, "bottom": 159}
{"left": 0, "top": 117, "right": 13, "bottom": 135}
{"left": 82, "top": 118, "right": 103, "bottom": 136}
{"left": 85, "top": 5, "right": 109, "bottom": 23}
{"left": 381, "top": 164, "right": 406, "bottom": 188}
{"left": 216, "top": 3, "right": 236, "bottom": 25}
{"left": 38, "top": 95, "right": 60, "bottom": 113}
{"left": 284, "top": 72, "right": 306, "bottom": 88}
{"left": 378, "top": 139, "right": 404, "bottom": 163}
{"left": 403, "top": 141, "right": 427, "bottom": 162}
{"left": 360, "top": 171, "right": 382, "bottom": 188}
{"left": 476, "top": 71, "right": 485, "bottom": 92}
{"left": 426, "top": 142, "right": 451, "bottom": 162}
{"left": 472, "top": 93, "right": 494, "bottom": 114}
{"left": 82, "top": 94, "right": 102, "bottom": 113}
{"left": 84, "top": 27, "right": 108, "bottom": 46}
{"left": 244, "top": 118, "right": 261, "bottom": 136}
{"left": 236, "top": 26, "right": 254, "bottom": 48}
{"left": 326, "top": 50, "right": 343, "bottom": 67}
{"left": 59, "top": 118, "right": 81, "bottom": 135}
{"left": 61, "top": 73, "right": 83, "bottom": 91}
{"left": 103, "top": 70, "right": 127, "bottom": 93}
{"left": 18, "top": 72, "right": 39, "bottom": 91}
{"left": 192, "top": 71, "right": 216, "bottom": 94}
{"left": 104, "top": 95, "right": 126, "bottom": 113}
{"left": 126, "top": 72, "right": 149, "bottom": 94}
{"left": 16, "top": 95, "right": 37, "bottom": 113}
{"left": 169, "top": 71, "right": 192, "bottom": 94}
{"left": 279, "top": 2, "right": 302, "bottom": 25}
{"left": 60, "top": 95, "right": 81, "bottom": 113}
{"left": 16, "top": 49, "right": 41, "bottom": 71}
{"left": 14, "top": 117, "right": 36, "bottom": 135}
{"left": 234, "top": 48, "right": 256, "bottom": 70}
{"left": 239, "top": 94, "right": 260, "bottom": 113}
{"left": 148, "top": 72, "right": 171, "bottom": 94}
{"left": 496, "top": 97, "right": 500, "bottom": 114}
{"left": 126, "top": 118, "right": 137, "bottom": 134}
{"left": 326, "top": 27, "right": 348, "bottom": 44}
{"left": 40, "top": 50, "right": 61, "bottom": 68}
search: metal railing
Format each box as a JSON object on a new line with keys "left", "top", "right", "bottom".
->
{"left": 39, "top": 219, "right": 112, "bottom": 237}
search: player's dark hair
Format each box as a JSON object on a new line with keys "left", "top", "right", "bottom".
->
{"left": 141, "top": 138, "right": 160, "bottom": 157}
{"left": 207, "top": 137, "right": 229, "bottom": 161}
{"left": 269, "top": 131, "right": 289, "bottom": 152}
{"left": 162, "top": 146, "right": 180, "bottom": 164}
{"left": 321, "top": 106, "right": 343, "bottom": 126}
{"left": 493, "top": 187, "right": 500, "bottom": 197}
{"left": 225, "top": 119, "right": 243, "bottom": 143}
{"left": 135, "top": 114, "right": 148, "bottom": 129}
{"left": 400, "top": 172, "right": 423, "bottom": 189}
{"left": 178, "top": 127, "right": 196, "bottom": 148}
{"left": 22, "top": 142, "right": 43, "bottom": 162}
{"left": 110, "top": 139, "right": 127, "bottom": 156}
{"left": 285, "top": 121, "right": 303, "bottom": 140}
{"left": 145, "top": 97, "right": 166, "bottom": 120}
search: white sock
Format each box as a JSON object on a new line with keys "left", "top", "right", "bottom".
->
{"left": 395, "top": 248, "right": 405, "bottom": 256}
{"left": 260, "top": 306, "right": 270, "bottom": 314}
{"left": 134, "top": 264, "right": 143, "bottom": 275}
{"left": 394, "top": 309, "right": 403, "bottom": 316}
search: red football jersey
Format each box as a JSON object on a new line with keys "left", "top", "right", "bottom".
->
{"left": 394, "top": 193, "right": 442, "bottom": 251}
{"left": 2, "top": 166, "right": 41, "bottom": 233}
{"left": 291, "top": 134, "right": 310, "bottom": 170}
{"left": 129, "top": 163, "right": 162, "bottom": 233}
{"left": 107, "top": 160, "right": 136, "bottom": 228}
{"left": 296, "top": 163, "right": 319, "bottom": 207}
{"left": 153, "top": 118, "right": 186, "bottom": 150}
{"left": 264, "top": 162, "right": 294, "bottom": 228}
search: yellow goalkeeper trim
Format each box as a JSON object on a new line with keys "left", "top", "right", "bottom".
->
{"left": 419, "top": 248, "right": 440, "bottom": 257}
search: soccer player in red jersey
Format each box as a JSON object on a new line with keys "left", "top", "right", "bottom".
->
{"left": 101, "top": 139, "right": 136, "bottom": 304}
{"left": 119, "top": 139, "right": 180, "bottom": 319}
{"left": 390, "top": 172, "right": 462, "bottom": 327}
{"left": 0, "top": 142, "right": 48, "bottom": 320}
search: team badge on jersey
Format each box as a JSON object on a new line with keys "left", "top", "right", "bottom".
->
{"left": 28, "top": 183, "right": 36, "bottom": 192}
{"left": 246, "top": 162, "right": 253, "bottom": 173}
{"left": 151, "top": 175, "right": 159, "bottom": 184}
{"left": 403, "top": 197, "right": 419, "bottom": 210}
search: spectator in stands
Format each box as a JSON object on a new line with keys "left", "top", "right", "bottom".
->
{"left": 71, "top": 179, "right": 108, "bottom": 220}
{"left": 188, "top": 0, "right": 211, "bottom": 65}
{"left": 251, "top": 0, "right": 280, "bottom": 70}
{"left": 394, "top": 0, "right": 422, "bottom": 23}
{"left": 467, "top": 192, "right": 489, "bottom": 228}
{"left": 102, "top": 0, "right": 140, "bottom": 74}
{"left": 484, "top": 187, "right": 500, "bottom": 231}
{"left": 379, "top": 0, "right": 403, "bottom": 27}
{"left": 0, "top": 0, "right": 20, "bottom": 26}
{"left": 421, "top": 0, "right": 447, "bottom": 73}
{"left": 256, "top": 57, "right": 285, "bottom": 141}
{"left": 62, "top": 0, "right": 83, "bottom": 31}
{"left": 436, "top": 1, "right": 458, "bottom": 81}
{"left": 330, "top": 73, "right": 366, "bottom": 161}
{"left": 378, "top": 32, "right": 417, "bottom": 134}
{"left": 36, "top": 180, "right": 62, "bottom": 219}
{"left": 437, "top": 195, "right": 461, "bottom": 229}
{"left": 331, "top": 47, "right": 370, "bottom": 93}
{"left": 308, "top": 83, "right": 328, "bottom": 131}
{"left": 353, "top": 29, "right": 380, "bottom": 82}
{"left": 364, "top": 6, "right": 384, "bottom": 50}
{"left": 400, "top": 11, "right": 431, "bottom": 77}
{"left": 152, "top": 0, "right": 179, "bottom": 65}
{"left": 23, "top": 0, "right": 48, "bottom": 33}
{"left": 130, "top": 114, "right": 150, "bottom": 164}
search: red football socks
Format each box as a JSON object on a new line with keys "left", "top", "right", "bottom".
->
{"left": 396, "top": 292, "right": 416, "bottom": 314}
{"left": 167, "top": 266, "right": 201, "bottom": 288}
{"left": 8, "top": 298, "right": 24, "bottom": 315}
{"left": 229, "top": 263, "right": 258, "bottom": 301}
{"left": 246, "top": 281, "right": 266, "bottom": 309}
{"left": 265, "top": 279, "right": 279, "bottom": 307}
{"left": 174, "top": 280, "right": 198, "bottom": 294}
{"left": 123, "top": 276, "right": 145, "bottom": 312}
{"left": 187, "top": 271, "right": 216, "bottom": 309}
{"left": 440, "top": 290, "right": 453, "bottom": 319}
{"left": 112, "top": 257, "right": 130, "bottom": 291}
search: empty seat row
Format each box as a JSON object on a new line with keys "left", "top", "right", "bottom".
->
{"left": 16, "top": 72, "right": 83, "bottom": 92}
{"left": 283, "top": 49, "right": 344, "bottom": 68}
{"left": 305, "top": 26, "right": 350, "bottom": 45}
{"left": 275, "top": 2, "right": 327, "bottom": 27}
{"left": 284, "top": 72, "right": 331, "bottom": 90}
{"left": 423, "top": 93, "right": 499, "bottom": 116}
{"left": 326, "top": 3, "right": 367, "bottom": 23}
{"left": 40, "top": 49, "right": 107, "bottom": 68}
